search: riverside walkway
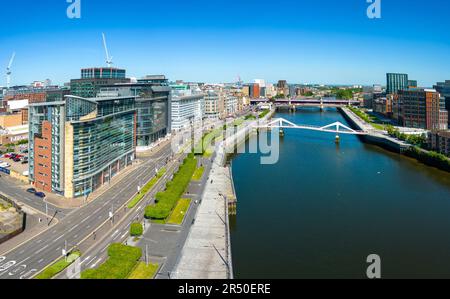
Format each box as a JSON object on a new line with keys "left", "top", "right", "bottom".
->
{"left": 172, "top": 146, "right": 234, "bottom": 279}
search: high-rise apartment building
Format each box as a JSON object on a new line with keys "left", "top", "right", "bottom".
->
{"left": 29, "top": 95, "right": 137, "bottom": 198}
{"left": 399, "top": 88, "right": 448, "bottom": 130}
{"left": 386, "top": 73, "right": 409, "bottom": 94}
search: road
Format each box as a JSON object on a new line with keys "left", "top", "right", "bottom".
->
{"left": 0, "top": 177, "right": 70, "bottom": 220}
{"left": 0, "top": 142, "right": 175, "bottom": 279}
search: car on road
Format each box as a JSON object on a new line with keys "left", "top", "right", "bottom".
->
{"left": 27, "top": 188, "right": 37, "bottom": 194}
{"left": 35, "top": 192, "right": 46, "bottom": 198}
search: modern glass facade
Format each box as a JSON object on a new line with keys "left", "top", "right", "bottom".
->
{"left": 81, "top": 68, "right": 126, "bottom": 79}
{"left": 386, "top": 73, "right": 409, "bottom": 94}
{"left": 29, "top": 95, "right": 137, "bottom": 198}
{"left": 71, "top": 111, "right": 135, "bottom": 197}
{"left": 98, "top": 77, "right": 171, "bottom": 147}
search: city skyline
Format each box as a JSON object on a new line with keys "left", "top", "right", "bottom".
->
{"left": 1, "top": 0, "right": 450, "bottom": 87}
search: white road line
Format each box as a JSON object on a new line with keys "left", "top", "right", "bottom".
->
{"left": 35, "top": 245, "right": 49, "bottom": 255}
{"left": 90, "top": 258, "right": 102, "bottom": 268}
{"left": 80, "top": 256, "right": 91, "bottom": 265}
{"left": 37, "top": 259, "right": 44, "bottom": 264}
{"left": 53, "top": 235, "right": 64, "bottom": 243}
{"left": 68, "top": 224, "right": 79, "bottom": 232}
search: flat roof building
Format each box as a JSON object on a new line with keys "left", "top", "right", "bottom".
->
{"left": 71, "top": 68, "right": 130, "bottom": 98}
{"left": 386, "top": 73, "right": 409, "bottom": 95}
{"left": 98, "top": 75, "right": 171, "bottom": 148}
{"left": 399, "top": 88, "right": 448, "bottom": 131}
{"left": 171, "top": 86, "right": 204, "bottom": 131}
{"left": 29, "top": 95, "right": 137, "bottom": 198}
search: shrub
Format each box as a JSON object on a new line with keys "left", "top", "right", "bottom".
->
{"left": 81, "top": 244, "right": 142, "bottom": 279}
{"left": 130, "top": 223, "right": 143, "bottom": 237}
{"left": 145, "top": 154, "right": 197, "bottom": 220}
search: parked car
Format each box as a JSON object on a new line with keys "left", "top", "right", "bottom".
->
{"left": 0, "top": 163, "right": 11, "bottom": 168}
{"left": 35, "top": 192, "right": 46, "bottom": 198}
{"left": 21, "top": 160, "right": 29, "bottom": 165}
{"left": 27, "top": 188, "right": 37, "bottom": 194}
{"left": 13, "top": 158, "right": 21, "bottom": 163}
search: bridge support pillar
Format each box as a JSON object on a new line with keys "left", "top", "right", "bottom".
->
{"left": 279, "top": 128, "right": 285, "bottom": 137}
{"left": 335, "top": 134, "right": 340, "bottom": 144}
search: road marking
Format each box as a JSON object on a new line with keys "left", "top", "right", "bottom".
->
{"left": 73, "top": 234, "right": 78, "bottom": 239}
{"left": 37, "top": 259, "right": 44, "bottom": 264}
{"left": 80, "top": 255, "right": 91, "bottom": 265}
{"left": 20, "top": 269, "right": 37, "bottom": 279}
{"left": 111, "top": 230, "right": 119, "bottom": 238}
{"left": 90, "top": 258, "right": 102, "bottom": 268}
{"left": 68, "top": 223, "right": 79, "bottom": 232}
{"left": 36, "top": 239, "right": 43, "bottom": 244}
{"left": 35, "top": 245, "right": 49, "bottom": 254}
{"left": 53, "top": 235, "right": 64, "bottom": 243}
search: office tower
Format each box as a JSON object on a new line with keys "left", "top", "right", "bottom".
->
{"left": 70, "top": 67, "right": 130, "bottom": 98}
{"left": 98, "top": 75, "right": 171, "bottom": 147}
{"left": 386, "top": 73, "right": 409, "bottom": 94}
{"left": 28, "top": 95, "right": 137, "bottom": 198}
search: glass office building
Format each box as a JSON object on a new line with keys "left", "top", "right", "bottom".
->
{"left": 386, "top": 73, "right": 409, "bottom": 94}
{"left": 29, "top": 95, "right": 137, "bottom": 198}
{"left": 98, "top": 76, "right": 171, "bottom": 147}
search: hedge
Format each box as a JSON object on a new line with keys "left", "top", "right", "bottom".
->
{"left": 405, "top": 146, "right": 450, "bottom": 172}
{"left": 145, "top": 154, "right": 197, "bottom": 220}
{"left": 127, "top": 168, "right": 166, "bottom": 209}
{"left": 130, "top": 223, "right": 143, "bottom": 237}
{"left": 81, "top": 244, "right": 142, "bottom": 279}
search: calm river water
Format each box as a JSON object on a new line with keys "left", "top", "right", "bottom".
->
{"left": 230, "top": 108, "right": 450, "bottom": 278}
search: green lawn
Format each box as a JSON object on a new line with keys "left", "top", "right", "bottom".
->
{"left": 128, "top": 262, "right": 159, "bottom": 279}
{"left": 35, "top": 251, "right": 81, "bottom": 279}
{"left": 166, "top": 199, "right": 191, "bottom": 225}
{"left": 127, "top": 168, "right": 166, "bottom": 209}
{"left": 192, "top": 166, "right": 205, "bottom": 181}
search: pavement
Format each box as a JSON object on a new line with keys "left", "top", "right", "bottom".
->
{"left": 172, "top": 147, "right": 233, "bottom": 279}
{"left": 0, "top": 141, "right": 176, "bottom": 279}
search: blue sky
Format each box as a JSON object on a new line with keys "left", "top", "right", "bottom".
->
{"left": 1, "top": 0, "right": 450, "bottom": 86}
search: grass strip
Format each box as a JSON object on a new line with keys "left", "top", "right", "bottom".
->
{"left": 128, "top": 262, "right": 159, "bottom": 279}
{"left": 35, "top": 251, "right": 81, "bottom": 279}
{"left": 166, "top": 199, "right": 191, "bottom": 225}
{"left": 127, "top": 168, "right": 166, "bottom": 209}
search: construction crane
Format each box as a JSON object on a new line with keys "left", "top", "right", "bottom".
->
{"left": 6, "top": 52, "right": 15, "bottom": 89}
{"left": 102, "top": 33, "right": 113, "bottom": 67}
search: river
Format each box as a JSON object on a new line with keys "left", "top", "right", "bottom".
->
{"left": 230, "top": 108, "right": 450, "bottom": 279}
